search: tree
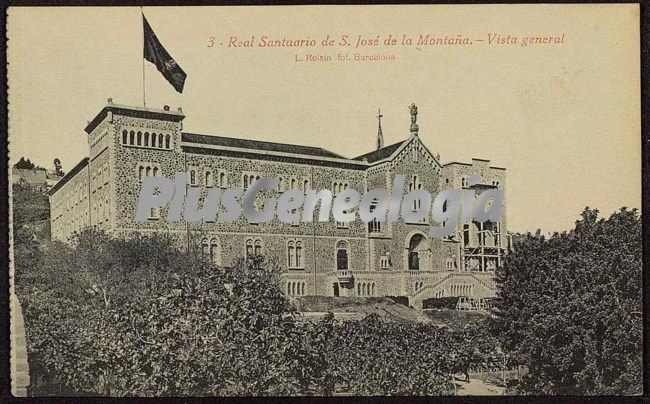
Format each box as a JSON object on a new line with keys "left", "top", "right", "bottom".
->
{"left": 490, "top": 207, "right": 642, "bottom": 394}
{"left": 14, "top": 157, "right": 35, "bottom": 169}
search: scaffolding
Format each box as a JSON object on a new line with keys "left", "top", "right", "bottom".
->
{"left": 455, "top": 296, "right": 492, "bottom": 311}
{"left": 459, "top": 183, "right": 506, "bottom": 273}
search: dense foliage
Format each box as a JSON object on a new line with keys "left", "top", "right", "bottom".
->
{"left": 491, "top": 207, "right": 643, "bottom": 395}
{"left": 17, "top": 229, "right": 493, "bottom": 396}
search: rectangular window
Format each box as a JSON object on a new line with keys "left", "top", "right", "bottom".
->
{"left": 148, "top": 207, "right": 160, "bottom": 220}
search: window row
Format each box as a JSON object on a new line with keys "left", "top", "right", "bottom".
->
{"left": 357, "top": 282, "right": 376, "bottom": 297}
{"left": 243, "top": 173, "right": 310, "bottom": 192}
{"left": 287, "top": 240, "right": 304, "bottom": 268}
{"left": 122, "top": 130, "right": 173, "bottom": 149}
{"left": 201, "top": 237, "right": 222, "bottom": 265}
{"left": 188, "top": 168, "right": 228, "bottom": 188}
{"left": 286, "top": 281, "right": 306, "bottom": 296}
{"left": 245, "top": 238, "right": 263, "bottom": 258}
{"left": 278, "top": 176, "right": 310, "bottom": 192}
{"left": 137, "top": 163, "right": 161, "bottom": 182}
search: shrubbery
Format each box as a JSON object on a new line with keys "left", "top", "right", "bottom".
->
{"left": 16, "top": 229, "right": 483, "bottom": 396}
{"left": 490, "top": 207, "right": 643, "bottom": 395}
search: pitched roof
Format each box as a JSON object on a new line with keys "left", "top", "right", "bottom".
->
{"left": 353, "top": 140, "right": 406, "bottom": 163}
{"left": 181, "top": 132, "right": 347, "bottom": 159}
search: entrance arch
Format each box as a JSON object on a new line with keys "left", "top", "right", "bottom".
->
{"left": 405, "top": 231, "right": 430, "bottom": 271}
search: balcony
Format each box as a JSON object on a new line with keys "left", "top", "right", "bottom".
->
{"left": 337, "top": 270, "right": 354, "bottom": 284}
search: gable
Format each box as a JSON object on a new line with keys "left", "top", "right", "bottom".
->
{"left": 361, "top": 136, "right": 441, "bottom": 167}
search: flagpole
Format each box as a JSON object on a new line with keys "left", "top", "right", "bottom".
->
{"left": 141, "top": 7, "right": 146, "bottom": 108}
{"left": 142, "top": 57, "right": 146, "bottom": 108}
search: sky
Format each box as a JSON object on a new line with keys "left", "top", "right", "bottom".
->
{"left": 7, "top": 5, "right": 641, "bottom": 234}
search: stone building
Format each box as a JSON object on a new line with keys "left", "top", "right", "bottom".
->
{"left": 48, "top": 100, "right": 506, "bottom": 308}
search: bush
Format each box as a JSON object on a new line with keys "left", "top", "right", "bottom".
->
{"left": 422, "top": 297, "right": 459, "bottom": 310}
{"left": 384, "top": 295, "right": 410, "bottom": 307}
{"left": 16, "top": 229, "right": 476, "bottom": 396}
{"left": 490, "top": 208, "right": 643, "bottom": 395}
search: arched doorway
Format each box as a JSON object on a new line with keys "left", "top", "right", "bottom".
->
{"left": 406, "top": 232, "right": 430, "bottom": 271}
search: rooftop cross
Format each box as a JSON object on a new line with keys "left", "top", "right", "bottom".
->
{"left": 376, "top": 109, "right": 384, "bottom": 149}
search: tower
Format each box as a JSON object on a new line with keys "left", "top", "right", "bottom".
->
{"left": 83, "top": 99, "right": 186, "bottom": 235}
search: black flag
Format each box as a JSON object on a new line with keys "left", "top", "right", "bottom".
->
{"left": 143, "top": 13, "right": 187, "bottom": 93}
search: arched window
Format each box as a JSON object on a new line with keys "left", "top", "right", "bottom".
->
{"left": 336, "top": 241, "right": 348, "bottom": 270}
{"left": 290, "top": 178, "right": 296, "bottom": 189}
{"left": 122, "top": 130, "right": 128, "bottom": 144}
{"left": 137, "top": 131, "right": 142, "bottom": 146}
{"left": 243, "top": 176, "right": 248, "bottom": 189}
{"left": 219, "top": 172, "right": 226, "bottom": 188}
{"left": 151, "top": 133, "right": 157, "bottom": 148}
{"left": 158, "top": 135, "right": 163, "bottom": 148}
{"left": 287, "top": 241, "right": 296, "bottom": 268}
{"left": 210, "top": 237, "right": 220, "bottom": 264}
{"left": 153, "top": 166, "right": 159, "bottom": 177}
{"left": 146, "top": 166, "right": 152, "bottom": 178}
{"left": 254, "top": 240, "right": 262, "bottom": 255}
{"left": 129, "top": 130, "right": 135, "bottom": 145}
{"left": 189, "top": 169, "right": 197, "bottom": 186}
{"left": 246, "top": 239, "right": 254, "bottom": 258}
{"left": 165, "top": 134, "right": 171, "bottom": 149}
{"left": 296, "top": 241, "right": 303, "bottom": 268}
{"left": 303, "top": 179, "right": 309, "bottom": 191}
{"left": 287, "top": 283, "right": 291, "bottom": 294}
{"left": 205, "top": 171, "right": 213, "bottom": 187}
{"left": 366, "top": 283, "right": 371, "bottom": 296}
{"left": 278, "top": 177, "right": 284, "bottom": 192}
{"left": 138, "top": 165, "right": 144, "bottom": 182}
{"left": 144, "top": 132, "right": 150, "bottom": 147}
{"left": 201, "top": 238, "right": 209, "bottom": 256}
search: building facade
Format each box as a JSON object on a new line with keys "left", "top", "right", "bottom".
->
{"left": 49, "top": 100, "right": 507, "bottom": 308}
